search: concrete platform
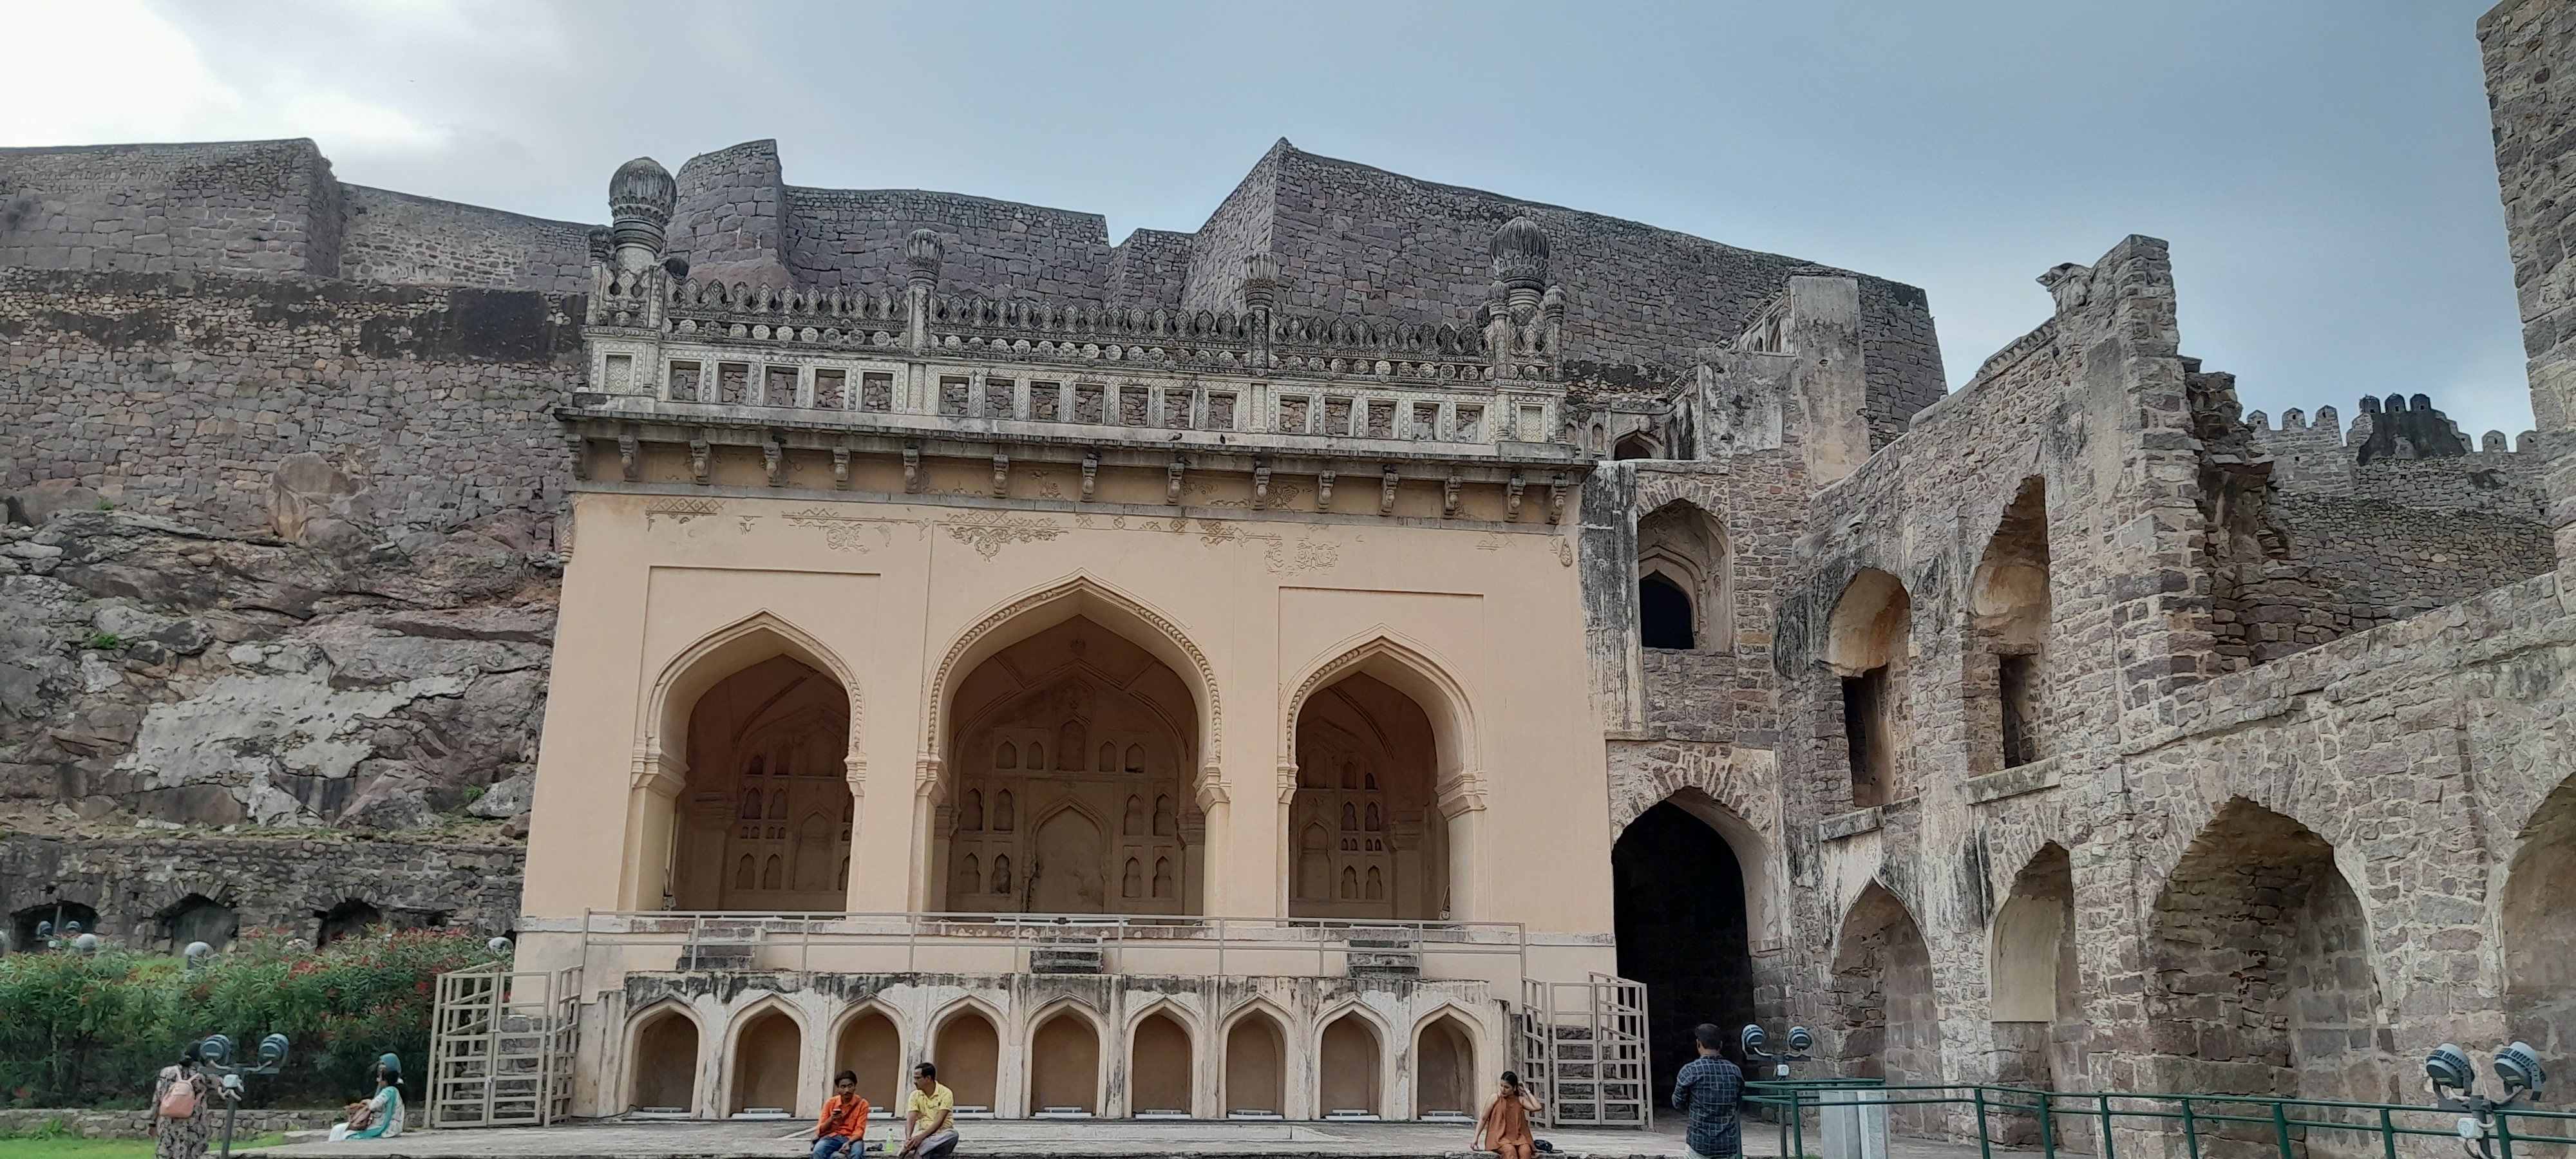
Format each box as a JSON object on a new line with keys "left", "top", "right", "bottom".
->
{"left": 264, "top": 1117, "right": 2022, "bottom": 1159}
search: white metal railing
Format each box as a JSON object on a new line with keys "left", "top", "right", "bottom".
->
{"left": 567, "top": 909, "right": 1528, "bottom": 981}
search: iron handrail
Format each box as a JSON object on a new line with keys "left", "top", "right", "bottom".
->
{"left": 1743, "top": 1081, "right": 2576, "bottom": 1159}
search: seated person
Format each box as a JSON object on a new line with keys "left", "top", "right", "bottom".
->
{"left": 813, "top": 1071, "right": 870, "bottom": 1159}
{"left": 900, "top": 1063, "right": 957, "bottom": 1159}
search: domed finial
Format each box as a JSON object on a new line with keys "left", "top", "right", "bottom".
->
{"left": 607, "top": 158, "right": 676, "bottom": 273}
{"left": 905, "top": 228, "right": 945, "bottom": 288}
{"left": 1490, "top": 216, "right": 1549, "bottom": 310}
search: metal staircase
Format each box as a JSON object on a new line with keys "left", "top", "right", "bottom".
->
{"left": 1515, "top": 974, "right": 1651, "bottom": 1129}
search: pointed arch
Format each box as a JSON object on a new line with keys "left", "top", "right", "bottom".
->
{"left": 623, "top": 999, "right": 705, "bottom": 1116}
{"left": 831, "top": 1000, "right": 907, "bottom": 1114}
{"left": 644, "top": 610, "right": 865, "bottom": 775}
{"left": 1410, "top": 1006, "right": 1483, "bottom": 1120}
{"left": 925, "top": 574, "right": 1223, "bottom": 778}
{"left": 1315, "top": 1003, "right": 1388, "bottom": 1117}
{"left": 1220, "top": 1000, "right": 1292, "bottom": 1118}
{"left": 723, "top": 995, "right": 808, "bottom": 1115}
{"left": 1027, "top": 999, "right": 1108, "bottom": 1115}
{"left": 1831, "top": 880, "right": 1941, "bottom": 1104}
{"left": 927, "top": 997, "right": 1007, "bottom": 1112}
{"left": 1126, "top": 999, "right": 1199, "bottom": 1118}
{"left": 1279, "top": 630, "right": 1482, "bottom": 807}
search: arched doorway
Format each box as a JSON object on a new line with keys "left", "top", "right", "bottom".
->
{"left": 1318, "top": 1013, "right": 1382, "bottom": 1117}
{"left": 1833, "top": 883, "right": 1940, "bottom": 1131}
{"left": 1130, "top": 1011, "right": 1193, "bottom": 1117}
{"left": 940, "top": 615, "right": 1200, "bottom": 914}
{"left": 1028, "top": 1009, "right": 1101, "bottom": 1115}
{"left": 1289, "top": 671, "right": 1446, "bottom": 919}
{"left": 10, "top": 900, "right": 99, "bottom": 949}
{"left": 629, "top": 1007, "right": 699, "bottom": 1114}
{"left": 731, "top": 1007, "right": 802, "bottom": 1115}
{"left": 317, "top": 899, "right": 381, "bottom": 946}
{"left": 2504, "top": 778, "right": 2576, "bottom": 1062}
{"left": 1224, "top": 1010, "right": 1287, "bottom": 1118}
{"left": 932, "top": 1008, "right": 1001, "bottom": 1113}
{"left": 835, "top": 1008, "right": 902, "bottom": 1114}
{"left": 1414, "top": 1015, "right": 1477, "bottom": 1119}
{"left": 1989, "top": 844, "right": 2082, "bottom": 1145}
{"left": 1637, "top": 500, "right": 1729, "bottom": 653}
{"left": 158, "top": 895, "right": 238, "bottom": 952}
{"left": 2148, "top": 800, "right": 2391, "bottom": 1122}
{"left": 668, "top": 654, "right": 853, "bottom": 911}
{"left": 1615, "top": 800, "right": 1753, "bottom": 1100}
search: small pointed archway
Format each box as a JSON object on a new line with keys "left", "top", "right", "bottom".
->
{"left": 1128, "top": 1007, "right": 1195, "bottom": 1117}
{"left": 1317, "top": 1010, "right": 1384, "bottom": 1117}
{"left": 2504, "top": 778, "right": 2576, "bottom": 1061}
{"left": 627, "top": 1004, "right": 701, "bottom": 1115}
{"left": 1414, "top": 1013, "right": 1477, "bottom": 1119}
{"left": 729, "top": 1004, "right": 803, "bottom": 1115}
{"left": 931, "top": 1005, "right": 1002, "bottom": 1113}
{"left": 834, "top": 1005, "right": 904, "bottom": 1114}
{"left": 1832, "top": 881, "right": 1941, "bottom": 1129}
{"left": 1222, "top": 1007, "right": 1288, "bottom": 1118}
{"left": 1615, "top": 798, "right": 1754, "bottom": 1100}
{"left": 1825, "top": 569, "right": 1913, "bottom": 807}
{"left": 1028, "top": 1006, "right": 1103, "bottom": 1115}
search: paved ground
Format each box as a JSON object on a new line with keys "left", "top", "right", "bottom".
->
{"left": 265, "top": 1116, "right": 2027, "bottom": 1159}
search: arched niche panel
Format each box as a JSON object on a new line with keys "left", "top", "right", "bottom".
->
{"left": 669, "top": 654, "right": 854, "bottom": 912}
{"left": 1223, "top": 1010, "right": 1287, "bottom": 1117}
{"left": 932, "top": 1008, "right": 1002, "bottom": 1112}
{"left": 1414, "top": 1015, "right": 1477, "bottom": 1119}
{"left": 1289, "top": 671, "right": 1444, "bottom": 920}
{"left": 940, "top": 614, "right": 1200, "bottom": 915}
{"left": 835, "top": 1007, "right": 903, "bottom": 1113}
{"left": 730, "top": 1007, "right": 802, "bottom": 1115}
{"left": 1130, "top": 1011, "right": 1194, "bottom": 1117}
{"left": 1027, "top": 1010, "right": 1101, "bottom": 1114}
{"left": 629, "top": 1006, "right": 699, "bottom": 1114}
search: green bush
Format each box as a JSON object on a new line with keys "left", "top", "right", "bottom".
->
{"left": 0, "top": 928, "right": 504, "bottom": 1109}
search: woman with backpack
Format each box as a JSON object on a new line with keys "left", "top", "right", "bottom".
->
{"left": 148, "top": 1044, "right": 220, "bottom": 1159}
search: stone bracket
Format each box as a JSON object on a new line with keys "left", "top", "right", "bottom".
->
{"left": 1818, "top": 806, "right": 1882, "bottom": 841}
{"left": 1506, "top": 471, "right": 1526, "bottom": 522}
{"left": 1380, "top": 465, "right": 1399, "bottom": 514}
{"left": 1965, "top": 758, "right": 2062, "bottom": 805}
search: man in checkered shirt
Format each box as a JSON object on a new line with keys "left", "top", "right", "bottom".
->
{"left": 1671, "top": 1023, "right": 1747, "bottom": 1159}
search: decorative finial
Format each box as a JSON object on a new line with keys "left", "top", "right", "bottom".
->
{"left": 1242, "top": 252, "right": 1279, "bottom": 314}
{"left": 2036, "top": 263, "right": 2091, "bottom": 313}
{"left": 607, "top": 158, "right": 676, "bottom": 273}
{"left": 905, "top": 229, "right": 946, "bottom": 289}
{"left": 1490, "top": 215, "right": 1550, "bottom": 312}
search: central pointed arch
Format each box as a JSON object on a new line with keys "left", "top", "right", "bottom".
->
{"left": 645, "top": 610, "right": 866, "bottom": 772}
{"left": 925, "top": 576, "right": 1223, "bottom": 788}
{"left": 1281, "top": 631, "right": 1483, "bottom": 920}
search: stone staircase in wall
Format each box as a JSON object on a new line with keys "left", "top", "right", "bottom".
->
{"left": 1345, "top": 938, "right": 1421, "bottom": 979}
{"left": 1030, "top": 936, "right": 1103, "bottom": 974}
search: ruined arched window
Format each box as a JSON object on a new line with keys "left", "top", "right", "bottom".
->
{"left": 1341, "top": 802, "right": 1359, "bottom": 831}
{"left": 1365, "top": 866, "right": 1385, "bottom": 900}
{"left": 1100, "top": 742, "right": 1118, "bottom": 772}
{"left": 961, "top": 854, "right": 981, "bottom": 895}
{"left": 1152, "top": 858, "right": 1174, "bottom": 899}
{"left": 1341, "top": 865, "right": 1359, "bottom": 899}
{"left": 994, "top": 790, "right": 1015, "bottom": 831}
{"left": 992, "top": 855, "right": 1012, "bottom": 894}
{"left": 1826, "top": 569, "right": 1913, "bottom": 807}
{"left": 996, "top": 741, "right": 1018, "bottom": 769}
{"left": 741, "top": 789, "right": 763, "bottom": 819}
{"left": 1638, "top": 500, "right": 1730, "bottom": 653}
{"left": 761, "top": 856, "right": 782, "bottom": 889}
{"left": 1971, "top": 479, "right": 2052, "bottom": 771}
{"left": 1124, "top": 744, "right": 1144, "bottom": 773}
{"left": 1365, "top": 803, "right": 1382, "bottom": 831}
{"left": 961, "top": 789, "right": 984, "bottom": 831}
{"left": 1027, "top": 742, "right": 1045, "bottom": 770}
{"left": 736, "top": 855, "right": 756, "bottom": 889}
{"left": 1640, "top": 573, "right": 1694, "bottom": 649}
{"left": 1341, "top": 761, "right": 1358, "bottom": 789}
{"left": 769, "top": 789, "right": 790, "bottom": 820}
{"left": 1124, "top": 795, "right": 1146, "bottom": 836}
{"left": 1153, "top": 795, "right": 1176, "bottom": 836}
{"left": 1122, "top": 858, "right": 1144, "bottom": 898}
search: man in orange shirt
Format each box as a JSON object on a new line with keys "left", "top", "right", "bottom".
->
{"left": 812, "top": 1071, "right": 870, "bottom": 1159}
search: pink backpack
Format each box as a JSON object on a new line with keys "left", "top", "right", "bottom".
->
{"left": 156, "top": 1068, "right": 198, "bottom": 1119}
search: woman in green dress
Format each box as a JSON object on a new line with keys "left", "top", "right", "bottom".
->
{"left": 330, "top": 1056, "right": 405, "bottom": 1142}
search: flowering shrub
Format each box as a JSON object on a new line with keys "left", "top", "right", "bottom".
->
{"left": 0, "top": 927, "right": 504, "bottom": 1108}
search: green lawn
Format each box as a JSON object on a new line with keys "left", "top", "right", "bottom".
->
{"left": 0, "top": 1132, "right": 285, "bottom": 1159}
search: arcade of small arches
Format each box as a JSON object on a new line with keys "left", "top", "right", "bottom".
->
{"left": 612, "top": 987, "right": 1492, "bottom": 1122}
{"left": 638, "top": 590, "right": 1474, "bottom": 922}
{"left": 1818, "top": 789, "right": 2576, "bottom": 1126}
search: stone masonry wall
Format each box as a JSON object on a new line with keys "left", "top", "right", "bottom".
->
{"left": 2485, "top": 0, "right": 2576, "bottom": 564}
{"left": 0, "top": 140, "right": 344, "bottom": 279}
{"left": 337, "top": 185, "right": 596, "bottom": 293}
{"left": 782, "top": 186, "right": 1115, "bottom": 300}
{"left": 0, "top": 269, "right": 582, "bottom": 534}
{"left": 0, "top": 830, "right": 524, "bottom": 947}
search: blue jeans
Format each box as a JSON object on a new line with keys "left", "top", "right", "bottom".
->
{"left": 813, "top": 1135, "right": 855, "bottom": 1159}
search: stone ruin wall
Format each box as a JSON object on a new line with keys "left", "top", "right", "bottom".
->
{"left": 2488, "top": 0, "right": 2576, "bottom": 571}
{"left": 0, "top": 201, "right": 587, "bottom": 939}
{"left": 1756, "top": 216, "right": 2575, "bottom": 1107}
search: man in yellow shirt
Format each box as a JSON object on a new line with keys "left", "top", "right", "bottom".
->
{"left": 901, "top": 1062, "right": 957, "bottom": 1159}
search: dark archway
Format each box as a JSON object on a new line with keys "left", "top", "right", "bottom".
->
{"left": 11, "top": 900, "right": 99, "bottom": 950}
{"left": 1613, "top": 801, "right": 1753, "bottom": 1102}
{"left": 316, "top": 899, "right": 382, "bottom": 947}
{"left": 1639, "top": 573, "right": 1694, "bottom": 650}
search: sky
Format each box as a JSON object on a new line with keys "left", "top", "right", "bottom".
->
{"left": 0, "top": 0, "right": 2535, "bottom": 436}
